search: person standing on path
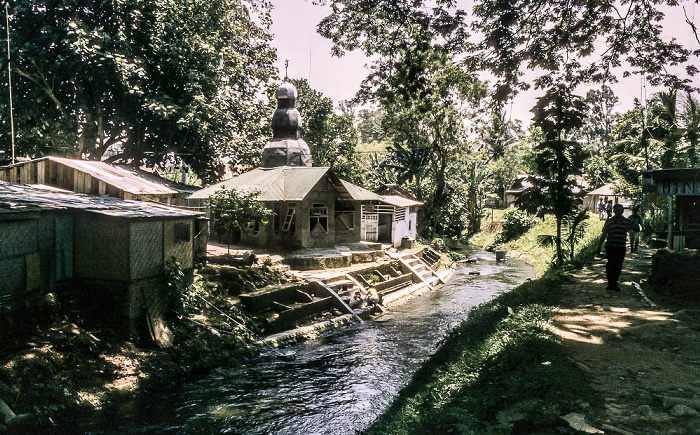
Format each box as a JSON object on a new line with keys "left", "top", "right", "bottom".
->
{"left": 596, "top": 203, "right": 632, "bottom": 291}
{"left": 597, "top": 199, "right": 606, "bottom": 220}
{"left": 605, "top": 200, "right": 613, "bottom": 219}
{"left": 628, "top": 208, "right": 643, "bottom": 253}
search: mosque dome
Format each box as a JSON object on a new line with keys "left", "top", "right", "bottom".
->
{"left": 261, "top": 82, "right": 312, "bottom": 168}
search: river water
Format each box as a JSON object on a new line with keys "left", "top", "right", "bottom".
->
{"left": 84, "top": 251, "right": 534, "bottom": 434}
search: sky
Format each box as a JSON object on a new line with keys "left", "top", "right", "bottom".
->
{"left": 268, "top": 0, "right": 700, "bottom": 124}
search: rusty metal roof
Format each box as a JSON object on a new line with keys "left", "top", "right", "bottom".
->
{"left": 0, "top": 181, "right": 199, "bottom": 219}
{"left": 1, "top": 157, "right": 195, "bottom": 196}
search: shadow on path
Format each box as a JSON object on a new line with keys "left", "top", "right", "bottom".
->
{"left": 553, "top": 247, "right": 700, "bottom": 434}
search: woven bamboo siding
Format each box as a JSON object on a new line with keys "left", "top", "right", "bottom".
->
{"left": 163, "top": 219, "right": 194, "bottom": 269}
{"left": 129, "top": 221, "right": 163, "bottom": 281}
{"left": 0, "top": 219, "right": 38, "bottom": 295}
{"left": 73, "top": 215, "right": 129, "bottom": 281}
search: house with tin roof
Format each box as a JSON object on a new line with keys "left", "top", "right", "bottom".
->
{"left": 189, "top": 82, "right": 421, "bottom": 249}
{"left": 0, "top": 156, "right": 196, "bottom": 206}
{"left": 0, "top": 181, "right": 204, "bottom": 343}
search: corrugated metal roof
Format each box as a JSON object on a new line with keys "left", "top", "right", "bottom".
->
{"left": 47, "top": 156, "right": 180, "bottom": 195}
{"left": 189, "top": 167, "right": 335, "bottom": 201}
{"left": 380, "top": 195, "right": 423, "bottom": 207}
{"left": 340, "top": 180, "right": 383, "bottom": 201}
{"left": 0, "top": 181, "right": 198, "bottom": 219}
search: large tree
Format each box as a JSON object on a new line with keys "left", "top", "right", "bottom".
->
{"left": 473, "top": 0, "right": 698, "bottom": 101}
{"left": 1, "top": 0, "right": 276, "bottom": 182}
{"left": 318, "top": 0, "right": 486, "bottom": 236}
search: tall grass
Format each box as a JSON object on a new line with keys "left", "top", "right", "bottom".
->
{"left": 469, "top": 211, "right": 605, "bottom": 276}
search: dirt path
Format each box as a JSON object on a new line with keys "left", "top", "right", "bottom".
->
{"left": 554, "top": 247, "right": 700, "bottom": 434}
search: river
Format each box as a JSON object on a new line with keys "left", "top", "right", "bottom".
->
{"left": 83, "top": 250, "right": 534, "bottom": 434}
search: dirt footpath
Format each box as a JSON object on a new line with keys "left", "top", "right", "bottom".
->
{"left": 554, "top": 247, "right": 700, "bottom": 434}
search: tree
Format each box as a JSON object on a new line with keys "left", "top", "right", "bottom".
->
{"left": 286, "top": 78, "right": 364, "bottom": 183}
{"left": 523, "top": 84, "right": 586, "bottom": 267}
{"left": 1, "top": 0, "right": 276, "bottom": 183}
{"left": 649, "top": 90, "right": 682, "bottom": 169}
{"left": 318, "top": 1, "right": 486, "bottom": 236}
{"left": 208, "top": 186, "right": 273, "bottom": 253}
{"left": 682, "top": 92, "right": 700, "bottom": 167}
{"left": 472, "top": 0, "right": 698, "bottom": 101}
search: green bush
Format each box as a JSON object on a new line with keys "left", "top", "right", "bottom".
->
{"left": 164, "top": 257, "right": 209, "bottom": 315}
{"left": 496, "top": 207, "right": 536, "bottom": 244}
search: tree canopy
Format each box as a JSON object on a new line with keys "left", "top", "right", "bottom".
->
{"left": 1, "top": 0, "right": 277, "bottom": 183}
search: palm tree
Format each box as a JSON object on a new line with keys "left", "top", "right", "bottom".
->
{"left": 682, "top": 92, "right": 700, "bottom": 167}
{"left": 649, "top": 90, "right": 682, "bottom": 168}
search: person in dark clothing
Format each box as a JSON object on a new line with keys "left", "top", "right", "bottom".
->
{"left": 596, "top": 203, "right": 632, "bottom": 291}
{"left": 628, "top": 208, "right": 643, "bottom": 253}
{"left": 605, "top": 200, "right": 613, "bottom": 219}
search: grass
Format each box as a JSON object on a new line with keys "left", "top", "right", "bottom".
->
{"left": 469, "top": 210, "right": 605, "bottom": 276}
{"left": 366, "top": 210, "right": 606, "bottom": 434}
{"left": 366, "top": 271, "right": 594, "bottom": 434}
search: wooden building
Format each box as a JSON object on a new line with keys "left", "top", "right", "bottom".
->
{"left": 0, "top": 181, "right": 205, "bottom": 341}
{"left": 643, "top": 168, "right": 700, "bottom": 250}
{"left": 0, "top": 156, "right": 196, "bottom": 206}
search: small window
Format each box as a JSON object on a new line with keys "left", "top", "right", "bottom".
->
{"left": 310, "top": 204, "right": 329, "bottom": 233}
{"left": 174, "top": 222, "right": 190, "bottom": 244}
{"left": 394, "top": 208, "right": 406, "bottom": 221}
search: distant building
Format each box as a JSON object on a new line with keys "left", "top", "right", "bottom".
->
{"left": 505, "top": 175, "right": 533, "bottom": 206}
{"left": 0, "top": 156, "right": 197, "bottom": 206}
{"left": 0, "top": 181, "right": 205, "bottom": 340}
{"left": 642, "top": 168, "right": 700, "bottom": 250}
{"left": 189, "top": 82, "right": 421, "bottom": 249}
{"left": 583, "top": 183, "right": 631, "bottom": 212}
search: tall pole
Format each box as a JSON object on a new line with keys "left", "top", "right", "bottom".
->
{"left": 5, "top": 1, "right": 15, "bottom": 164}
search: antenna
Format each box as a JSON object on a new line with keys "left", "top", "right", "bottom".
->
{"left": 5, "top": 1, "right": 15, "bottom": 164}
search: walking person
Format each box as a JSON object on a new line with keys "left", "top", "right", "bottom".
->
{"left": 597, "top": 199, "right": 606, "bottom": 221}
{"left": 596, "top": 203, "right": 632, "bottom": 291}
{"left": 628, "top": 208, "right": 643, "bottom": 253}
{"left": 605, "top": 200, "right": 613, "bottom": 219}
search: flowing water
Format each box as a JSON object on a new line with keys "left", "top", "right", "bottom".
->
{"left": 83, "top": 250, "right": 534, "bottom": 434}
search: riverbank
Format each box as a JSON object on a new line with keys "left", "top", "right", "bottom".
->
{"left": 0, "top": 243, "right": 456, "bottom": 431}
{"left": 366, "top": 245, "right": 700, "bottom": 433}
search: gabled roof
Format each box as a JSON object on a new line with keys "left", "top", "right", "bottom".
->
{"left": 587, "top": 183, "right": 619, "bottom": 196}
{"left": 0, "top": 181, "right": 198, "bottom": 219}
{"left": 340, "top": 180, "right": 383, "bottom": 201}
{"left": 189, "top": 167, "right": 344, "bottom": 201}
{"left": 1, "top": 157, "right": 196, "bottom": 196}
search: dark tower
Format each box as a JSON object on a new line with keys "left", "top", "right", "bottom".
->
{"left": 260, "top": 82, "right": 312, "bottom": 167}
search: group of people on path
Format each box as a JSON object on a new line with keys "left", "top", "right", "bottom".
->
{"left": 596, "top": 203, "right": 644, "bottom": 291}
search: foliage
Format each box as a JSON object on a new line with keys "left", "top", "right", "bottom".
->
{"left": 1, "top": 0, "right": 276, "bottom": 182}
{"left": 208, "top": 186, "right": 273, "bottom": 245}
{"left": 537, "top": 209, "right": 590, "bottom": 265}
{"left": 521, "top": 84, "right": 587, "bottom": 267}
{"left": 495, "top": 207, "right": 536, "bottom": 244}
{"left": 366, "top": 273, "right": 593, "bottom": 434}
{"left": 164, "top": 257, "right": 208, "bottom": 315}
{"left": 472, "top": 0, "right": 697, "bottom": 101}
{"left": 317, "top": 0, "right": 487, "bottom": 237}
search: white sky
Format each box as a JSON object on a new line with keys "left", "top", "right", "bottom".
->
{"left": 269, "top": 0, "right": 700, "bottom": 123}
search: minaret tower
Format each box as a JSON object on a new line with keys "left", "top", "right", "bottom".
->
{"left": 260, "top": 82, "right": 312, "bottom": 167}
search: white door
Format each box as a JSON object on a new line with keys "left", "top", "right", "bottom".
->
{"left": 362, "top": 214, "right": 379, "bottom": 242}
